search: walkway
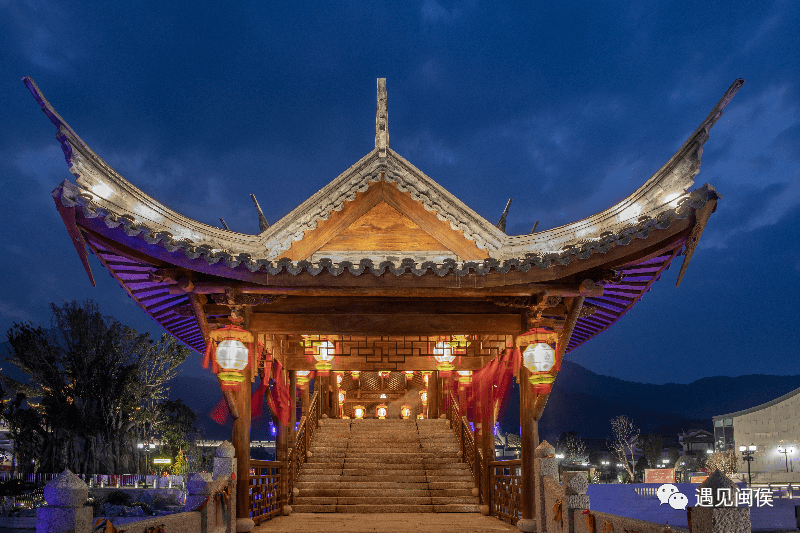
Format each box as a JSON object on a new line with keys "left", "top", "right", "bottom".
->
{"left": 252, "top": 513, "right": 518, "bottom": 532}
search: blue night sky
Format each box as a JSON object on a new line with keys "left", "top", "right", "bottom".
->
{"left": 1, "top": 1, "right": 798, "bottom": 385}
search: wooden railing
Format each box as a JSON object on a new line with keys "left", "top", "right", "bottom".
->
{"left": 489, "top": 459, "right": 522, "bottom": 524}
{"left": 249, "top": 460, "right": 282, "bottom": 524}
{"left": 249, "top": 388, "right": 321, "bottom": 522}
{"left": 447, "top": 391, "right": 482, "bottom": 503}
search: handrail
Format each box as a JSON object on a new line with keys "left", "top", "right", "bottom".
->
{"left": 249, "top": 459, "right": 283, "bottom": 524}
{"left": 447, "top": 391, "right": 482, "bottom": 504}
{"left": 288, "top": 388, "right": 320, "bottom": 505}
{"left": 489, "top": 458, "right": 522, "bottom": 524}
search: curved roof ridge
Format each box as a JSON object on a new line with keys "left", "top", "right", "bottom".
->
{"left": 713, "top": 385, "right": 800, "bottom": 421}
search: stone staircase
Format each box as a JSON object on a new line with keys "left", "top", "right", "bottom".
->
{"left": 293, "top": 418, "right": 481, "bottom": 513}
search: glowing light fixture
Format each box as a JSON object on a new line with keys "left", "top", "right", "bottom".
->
{"left": 351, "top": 370, "right": 360, "bottom": 379}
{"left": 353, "top": 405, "right": 365, "bottom": 419}
{"left": 336, "top": 373, "right": 343, "bottom": 386}
{"left": 338, "top": 390, "right": 346, "bottom": 405}
{"left": 205, "top": 325, "right": 255, "bottom": 392}
{"left": 296, "top": 371, "right": 311, "bottom": 387}
{"left": 433, "top": 341, "right": 455, "bottom": 371}
{"left": 404, "top": 371, "right": 414, "bottom": 381}
{"left": 522, "top": 342, "right": 556, "bottom": 393}
{"left": 376, "top": 404, "right": 388, "bottom": 419}
{"left": 456, "top": 370, "right": 472, "bottom": 384}
{"left": 400, "top": 405, "right": 412, "bottom": 419}
{"left": 313, "top": 340, "right": 335, "bottom": 370}
{"left": 420, "top": 391, "right": 428, "bottom": 405}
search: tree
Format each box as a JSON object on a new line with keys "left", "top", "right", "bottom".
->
{"left": 557, "top": 431, "right": 587, "bottom": 464}
{"left": 666, "top": 445, "right": 680, "bottom": 466}
{"left": 157, "top": 399, "right": 198, "bottom": 476}
{"left": 638, "top": 433, "right": 664, "bottom": 468}
{"left": 706, "top": 450, "right": 738, "bottom": 479}
{"left": 634, "top": 456, "right": 649, "bottom": 482}
{"left": 2, "top": 300, "right": 190, "bottom": 474}
{"left": 608, "top": 415, "right": 639, "bottom": 483}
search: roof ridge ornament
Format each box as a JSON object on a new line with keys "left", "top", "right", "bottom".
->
{"left": 376, "top": 78, "right": 389, "bottom": 157}
{"left": 250, "top": 194, "right": 269, "bottom": 233}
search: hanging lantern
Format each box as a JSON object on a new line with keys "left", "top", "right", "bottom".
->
{"left": 353, "top": 405, "right": 366, "bottom": 419}
{"left": 456, "top": 370, "right": 472, "bottom": 384}
{"left": 404, "top": 371, "right": 414, "bottom": 381}
{"left": 379, "top": 371, "right": 390, "bottom": 379}
{"left": 448, "top": 335, "right": 471, "bottom": 355}
{"left": 433, "top": 341, "right": 455, "bottom": 371}
{"left": 422, "top": 371, "right": 432, "bottom": 384}
{"left": 400, "top": 405, "right": 412, "bottom": 419}
{"left": 420, "top": 390, "right": 428, "bottom": 405}
{"left": 313, "top": 340, "right": 335, "bottom": 371}
{"left": 336, "top": 373, "right": 343, "bottom": 386}
{"left": 516, "top": 328, "right": 559, "bottom": 394}
{"left": 296, "top": 371, "right": 311, "bottom": 387}
{"left": 376, "top": 404, "right": 388, "bottom": 419}
{"left": 351, "top": 370, "right": 360, "bottom": 379}
{"left": 203, "top": 325, "right": 255, "bottom": 392}
{"left": 338, "top": 390, "right": 346, "bottom": 405}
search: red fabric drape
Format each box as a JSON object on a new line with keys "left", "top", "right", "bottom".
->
{"left": 267, "top": 359, "right": 291, "bottom": 426}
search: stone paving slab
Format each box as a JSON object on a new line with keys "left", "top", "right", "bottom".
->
{"left": 252, "top": 512, "right": 519, "bottom": 532}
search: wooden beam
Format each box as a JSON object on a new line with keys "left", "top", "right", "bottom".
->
{"left": 281, "top": 354, "right": 489, "bottom": 371}
{"left": 248, "top": 312, "right": 522, "bottom": 335}
{"left": 520, "top": 366, "right": 537, "bottom": 521}
{"left": 170, "top": 281, "right": 603, "bottom": 298}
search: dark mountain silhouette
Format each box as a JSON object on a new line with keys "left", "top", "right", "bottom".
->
{"left": 500, "top": 360, "right": 800, "bottom": 444}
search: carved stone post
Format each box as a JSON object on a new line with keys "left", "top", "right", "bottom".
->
{"left": 561, "top": 471, "right": 590, "bottom": 533}
{"left": 532, "top": 440, "right": 557, "bottom": 533}
{"left": 36, "top": 470, "right": 92, "bottom": 533}
{"left": 691, "top": 470, "right": 751, "bottom": 533}
{"left": 212, "top": 440, "right": 240, "bottom": 533}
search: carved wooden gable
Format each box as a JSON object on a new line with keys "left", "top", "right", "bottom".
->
{"left": 281, "top": 179, "right": 489, "bottom": 262}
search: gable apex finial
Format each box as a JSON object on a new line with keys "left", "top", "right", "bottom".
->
{"left": 376, "top": 78, "right": 388, "bottom": 157}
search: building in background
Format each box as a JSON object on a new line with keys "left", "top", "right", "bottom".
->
{"left": 713, "top": 386, "right": 800, "bottom": 483}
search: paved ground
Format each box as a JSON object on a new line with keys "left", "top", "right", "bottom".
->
{"left": 252, "top": 512, "right": 519, "bottom": 532}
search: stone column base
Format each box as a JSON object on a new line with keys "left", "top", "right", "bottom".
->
{"left": 36, "top": 505, "right": 92, "bottom": 533}
{"left": 691, "top": 506, "right": 751, "bottom": 533}
{"left": 236, "top": 517, "right": 256, "bottom": 532}
{"left": 516, "top": 518, "right": 537, "bottom": 532}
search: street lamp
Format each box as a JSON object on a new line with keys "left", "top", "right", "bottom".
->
{"left": 777, "top": 445, "right": 795, "bottom": 473}
{"left": 740, "top": 444, "right": 757, "bottom": 485}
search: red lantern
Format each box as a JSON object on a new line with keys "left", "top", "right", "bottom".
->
{"left": 202, "top": 325, "right": 254, "bottom": 392}
{"left": 516, "top": 329, "right": 559, "bottom": 394}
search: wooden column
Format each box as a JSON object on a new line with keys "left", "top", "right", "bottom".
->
{"left": 429, "top": 371, "right": 439, "bottom": 419}
{"left": 481, "top": 378, "right": 494, "bottom": 510}
{"left": 289, "top": 371, "right": 297, "bottom": 453}
{"left": 332, "top": 373, "right": 340, "bottom": 419}
{"left": 276, "top": 403, "right": 288, "bottom": 507}
{"left": 301, "top": 384, "right": 309, "bottom": 417}
{"left": 232, "top": 361, "right": 252, "bottom": 521}
{"left": 520, "top": 367, "right": 538, "bottom": 522}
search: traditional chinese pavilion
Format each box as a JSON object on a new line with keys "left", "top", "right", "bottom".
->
{"left": 25, "top": 77, "right": 743, "bottom": 527}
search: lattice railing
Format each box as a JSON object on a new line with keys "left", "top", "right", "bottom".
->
{"left": 447, "top": 391, "right": 482, "bottom": 503}
{"left": 288, "top": 388, "right": 320, "bottom": 505}
{"left": 489, "top": 459, "right": 522, "bottom": 524}
{"left": 249, "top": 460, "right": 282, "bottom": 524}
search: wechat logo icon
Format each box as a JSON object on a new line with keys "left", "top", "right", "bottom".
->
{"left": 657, "top": 484, "right": 688, "bottom": 510}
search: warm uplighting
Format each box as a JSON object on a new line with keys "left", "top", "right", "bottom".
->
{"left": 336, "top": 373, "right": 343, "bottom": 385}
{"left": 313, "top": 340, "right": 335, "bottom": 370}
{"left": 216, "top": 339, "right": 249, "bottom": 391}
{"left": 448, "top": 335, "right": 471, "bottom": 355}
{"left": 417, "top": 414, "right": 424, "bottom": 419}
{"left": 351, "top": 370, "right": 360, "bottom": 379}
{"left": 401, "top": 405, "right": 412, "bottom": 419}
{"left": 338, "top": 391, "right": 346, "bottom": 404}
{"left": 376, "top": 404, "right": 388, "bottom": 419}
{"left": 456, "top": 370, "right": 472, "bottom": 384}
{"left": 433, "top": 341, "right": 455, "bottom": 371}
{"left": 379, "top": 371, "right": 390, "bottom": 378}
{"left": 405, "top": 371, "right": 414, "bottom": 380}
{"left": 522, "top": 342, "right": 556, "bottom": 393}
{"left": 420, "top": 391, "right": 428, "bottom": 405}
{"left": 296, "top": 371, "right": 311, "bottom": 387}
{"left": 422, "top": 371, "right": 432, "bottom": 384}
{"left": 353, "top": 405, "right": 365, "bottom": 419}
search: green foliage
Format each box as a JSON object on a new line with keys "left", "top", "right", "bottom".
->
{"left": 2, "top": 300, "right": 191, "bottom": 474}
{"left": 637, "top": 433, "right": 664, "bottom": 468}
{"left": 105, "top": 490, "right": 132, "bottom": 507}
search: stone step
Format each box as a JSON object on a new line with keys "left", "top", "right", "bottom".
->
{"left": 428, "top": 481, "right": 476, "bottom": 490}
{"left": 340, "top": 469, "right": 427, "bottom": 476}
{"left": 292, "top": 504, "right": 337, "bottom": 513}
{"left": 300, "top": 487, "right": 431, "bottom": 497}
{"left": 337, "top": 475, "right": 428, "bottom": 483}
{"left": 433, "top": 504, "right": 482, "bottom": 513}
{"left": 294, "top": 497, "right": 337, "bottom": 505}
{"left": 333, "top": 504, "right": 434, "bottom": 513}
{"left": 297, "top": 481, "right": 429, "bottom": 491}
{"left": 337, "top": 496, "right": 433, "bottom": 505}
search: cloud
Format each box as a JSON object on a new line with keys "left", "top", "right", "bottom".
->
{"left": 2, "top": 0, "right": 80, "bottom": 74}
{"left": 421, "top": 0, "right": 460, "bottom": 25}
{"left": 0, "top": 301, "right": 35, "bottom": 323}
